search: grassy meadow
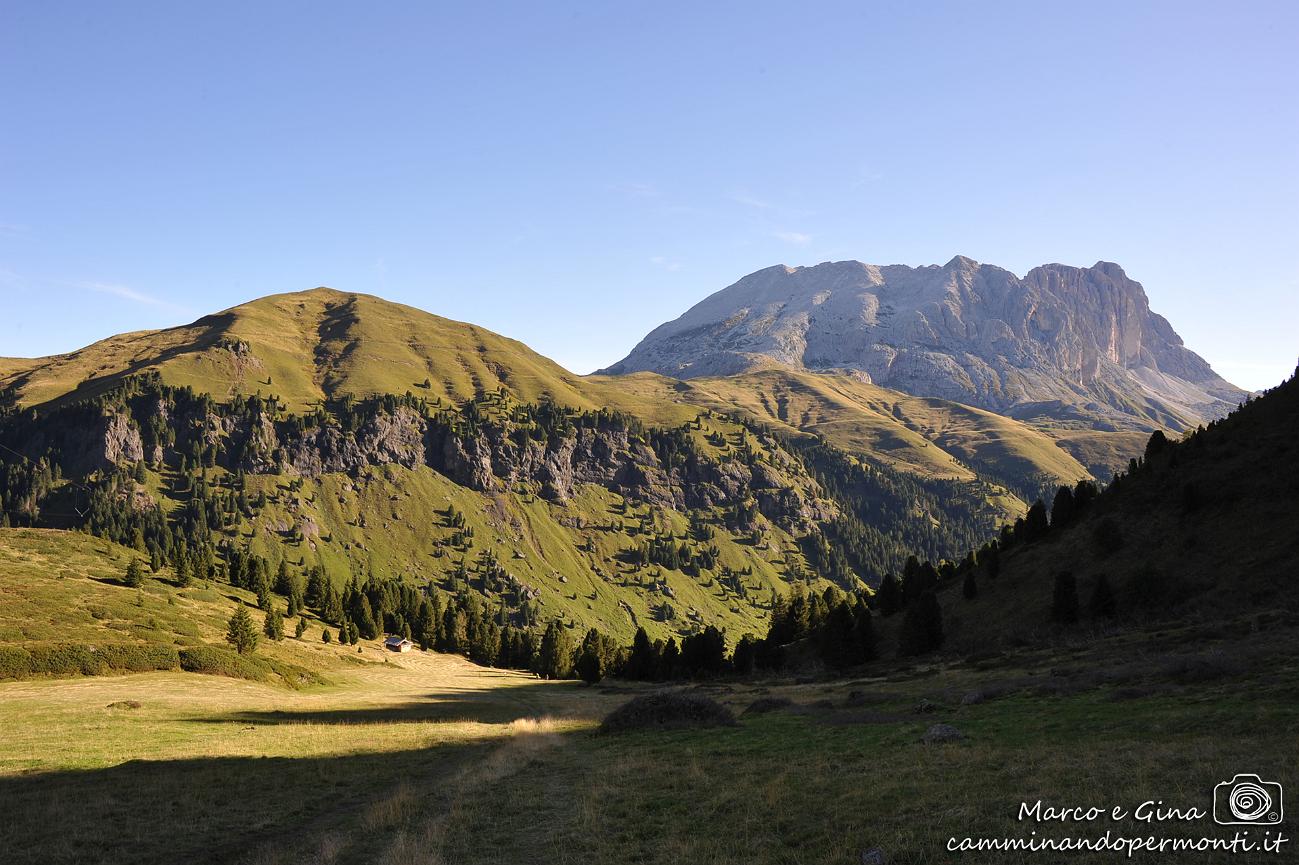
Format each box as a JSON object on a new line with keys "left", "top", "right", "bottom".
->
{"left": 2, "top": 590, "right": 1295, "bottom": 864}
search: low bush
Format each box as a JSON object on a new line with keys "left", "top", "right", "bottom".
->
{"left": 177, "top": 645, "right": 323, "bottom": 688}
{"left": 0, "top": 643, "right": 181, "bottom": 680}
{"left": 1160, "top": 650, "right": 1244, "bottom": 685}
{"left": 96, "top": 644, "right": 180, "bottom": 673}
{"left": 0, "top": 646, "right": 33, "bottom": 679}
{"left": 601, "top": 691, "right": 736, "bottom": 733}
{"left": 27, "top": 643, "right": 104, "bottom": 676}
{"left": 742, "top": 696, "right": 792, "bottom": 715}
{"left": 264, "top": 657, "right": 326, "bottom": 690}
{"left": 178, "top": 645, "right": 272, "bottom": 681}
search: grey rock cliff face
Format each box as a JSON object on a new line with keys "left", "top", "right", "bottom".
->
{"left": 603, "top": 257, "right": 1246, "bottom": 430}
{"left": 54, "top": 410, "right": 146, "bottom": 474}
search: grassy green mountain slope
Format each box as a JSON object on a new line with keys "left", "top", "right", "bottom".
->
{"left": 0, "top": 527, "right": 343, "bottom": 686}
{"left": 1, "top": 288, "right": 1119, "bottom": 497}
{"left": 0, "top": 288, "right": 610, "bottom": 413}
{"left": 664, "top": 368, "right": 1093, "bottom": 503}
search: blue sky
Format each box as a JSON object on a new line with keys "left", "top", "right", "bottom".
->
{"left": 1, "top": 1, "right": 1295, "bottom": 390}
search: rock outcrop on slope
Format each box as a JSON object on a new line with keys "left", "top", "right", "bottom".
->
{"left": 603, "top": 257, "right": 1247, "bottom": 431}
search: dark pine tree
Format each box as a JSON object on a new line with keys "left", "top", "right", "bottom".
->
{"left": 574, "top": 628, "right": 606, "bottom": 684}
{"left": 1088, "top": 573, "right": 1117, "bottom": 619}
{"left": 174, "top": 556, "right": 191, "bottom": 588}
{"left": 1051, "top": 571, "right": 1080, "bottom": 624}
{"left": 1092, "top": 518, "right": 1124, "bottom": 556}
{"left": 1020, "top": 500, "right": 1049, "bottom": 543}
{"left": 1130, "top": 563, "right": 1170, "bottom": 610}
{"left": 1050, "top": 486, "right": 1075, "bottom": 528}
{"left": 536, "top": 621, "right": 573, "bottom": 680}
{"left": 875, "top": 573, "right": 903, "bottom": 616}
{"left": 852, "top": 600, "right": 877, "bottom": 663}
{"left": 899, "top": 592, "right": 943, "bottom": 657}
{"left": 818, "top": 602, "right": 859, "bottom": 670}
{"left": 979, "top": 543, "right": 1000, "bottom": 580}
{"left": 731, "top": 635, "right": 757, "bottom": 675}
{"left": 680, "top": 626, "right": 727, "bottom": 677}
{"left": 660, "top": 637, "right": 680, "bottom": 680}
{"left": 1145, "top": 429, "right": 1169, "bottom": 460}
{"left": 625, "top": 627, "right": 658, "bottom": 680}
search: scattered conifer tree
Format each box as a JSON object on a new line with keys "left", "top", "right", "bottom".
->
{"left": 1145, "top": 429, "right": 1169, "bottom": 460}
{"left": 1050, "top": 486, "right": 1075, "bottom": 528}
{"left": 274, "top": 559, "right": 291, "bottom": 595}
{"left": 1051, "top": 571, "right": 1080, "bottom": 624}
{"left": 1088, "top": 573, "right": 1117, "bottom": 619}
{"left": 574, "top": 628, "right": 606, "bottom": 684}
{"left": 1130, "top": 562, "right": 1170, "bottom": 609}
{"left": 731, "top": 634, "right": 757, "bottom": 675}
{"left": 625, "top": 627, "right": 658, "bottom": 680}
{"left": 979, "top": 544, "right": 1000, "bottom": 580}
{"left": 660, "top": 637, "right": 680, "bottom": 680}
{"left": 124, "top": 559, "right": 145, "bottom": 588}
{"left": 226, "top": 606, "right": 259, "bottom": 654}
{"left": 536, "top": 620, "right": 573, "bottom": 679}
{"left": 1092, "top": 518, "right": 1124, "bottom": 556}
{"left": 263, "top": 608, "right": 284, "bottom": 641}
{"left": 875, "top": 573, "right": 903, "bottom": 616}
{"left": 1021, "top": 499, "right": 1049, "bottom": 543}
{"left": 853, "top": 601, "right": 877, "bottom": 662}
{"left": 680, "top": 625, "right": 727, "bottom": 677}
{"left": 899, "top": 592, "right": 943, "bottom": 656}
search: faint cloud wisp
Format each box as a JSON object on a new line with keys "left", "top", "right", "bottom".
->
{"left": 607, "top": 181, "right": 659, "bottom": 199}
{"left": 729, "top": 191, "right": 772, "bottom": 210}
{"left": 81, "top": 281, "right": 193, "bottom": 315}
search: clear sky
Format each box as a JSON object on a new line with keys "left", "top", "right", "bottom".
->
{"left": 2, "top": 1, "right": 1296, "bottom": 390}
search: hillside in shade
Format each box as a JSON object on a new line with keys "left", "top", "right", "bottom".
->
{"left": 891, "top": 363, "right": 1299, "bottom": 655}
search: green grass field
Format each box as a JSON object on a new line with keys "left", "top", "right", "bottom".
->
{"left": 2, "top": 619, "right": 1295, "bottom": 865}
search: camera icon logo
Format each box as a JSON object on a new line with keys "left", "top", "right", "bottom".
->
{"left": 1214, "top": 774, "right": 1283, "bottom": 825}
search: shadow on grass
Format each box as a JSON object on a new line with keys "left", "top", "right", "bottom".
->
{"left": 206, "top": 679, "right": 591, "bottom": 726}
{"left": 0, "top": 680, "right": 604, "bottom": 865}
{"left": 0, "top": 737, "right": 496, "bottom": 865}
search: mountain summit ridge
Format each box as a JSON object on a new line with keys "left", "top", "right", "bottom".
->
{"left": 601, "top": 257, "right": 1245, "bottom": 431}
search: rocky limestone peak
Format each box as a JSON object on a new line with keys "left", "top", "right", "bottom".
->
{"left": 601, "top": 258, "right": 1246, "bottom": 431}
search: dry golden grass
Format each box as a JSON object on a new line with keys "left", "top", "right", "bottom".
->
{"left": 3, "top": 622, "right": 1297, "bottom": 864}
{"left": 0, "top": 642, "right": 617, "bottom": 865}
